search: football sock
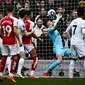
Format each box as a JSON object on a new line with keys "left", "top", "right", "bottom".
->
{"left": 17, "top": 58, "right": 24, "bottom": 74}
{"left": 69, "top": 60, "right": 75, "bottom": 78}
{"left": 6, "top": 56, "right": 11, "bottom": 73}
{"left": 84, "top": 60, "right": 85, "bottom": 71}
{"left": 31, "top": 56, "right": 38, "bottom": 71}
{"left": 0, "top": 58, "right": 6, "bottom": 72}
{"left": 10, "top": 59, "right": 17, "bottom": 73}
{"left": 0, "top": 72, "right": 3, "bottom": 77}
{"left": 30, "top": 70, "right": 35, "bottom": 75}
{"left": 45, "top": 60, "right": 61, "bottom": 73}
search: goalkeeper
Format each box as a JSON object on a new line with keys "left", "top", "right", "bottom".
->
{"left": 43, "top": 14, "right": 71, "bottom": 78}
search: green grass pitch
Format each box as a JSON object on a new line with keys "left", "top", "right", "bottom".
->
{"left": 0, "top": 78, "right": 85, "bottom": 85}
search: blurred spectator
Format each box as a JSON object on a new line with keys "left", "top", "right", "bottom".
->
{"left": 66, "top": 9, "right": 77, "bottom": 26}
{"left": 79, "top": 0, "right": 85, "bottom": 7}
{"left": 64, "top": 0, "right": 79, "bottom": 14}
{"left": 24, "top": 1, "right": 30, "bottom": 10}
{"left": 56, "top": 7, "right": 67, "bottom": 35}
{"left": 0, "top": 12, "right": 3, "bottom": 19}
{"left": 5, "top": 0, "right": 13, "bottom": 4}
{"left": 40, "top": 0, "right": 45, "bottom": 9}
{"left": 37, "top": 28, "right": 54, "bottom": 59}
{"left": 30, "top": 0, "right": 40, "bottom": 21}
{"left": 35, "top": 7, "right": 47, "bottom": 26}
{"left": 0, "top": 0, "right": 13, "bottom": 4}
{"left": 33, "top": 19, "right": 46, "bottom": 48}
{"left": 16, "top": 2, "right": 22, "bottom": 9}
{"left": 0, "top": 0, "right": 4, "bottom": 4}
{"left": 17, "top": 0, "right": 26, "bottom": 5}
{"left": 46, "top": 0, "right": 57, "bottom": 11}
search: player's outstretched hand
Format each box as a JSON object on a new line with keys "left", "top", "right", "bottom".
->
{"left": 56, "top": 13, "right": 62, "bottom": 19}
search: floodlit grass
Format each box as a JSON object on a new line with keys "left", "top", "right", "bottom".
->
{"left": 0, "top": 78, "right": 85, "bottom": 85}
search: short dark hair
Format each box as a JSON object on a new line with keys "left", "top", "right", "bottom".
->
{"left": 26, "top": 10, "right": 31, "bottom": 16}
{"left": 19, "top": 8, "right": 26, "bottom": 18}
{"left": 7, "top": 5, "right": 14, "bottom": 12}
{"left": 77, "top": 7, "right": 84, "bottom": 17}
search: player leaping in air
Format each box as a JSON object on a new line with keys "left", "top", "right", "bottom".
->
{"left": 43, "top": 13, "right": 71, "bottom": 78}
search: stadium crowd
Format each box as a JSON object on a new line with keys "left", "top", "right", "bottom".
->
{"left": 0, "top": 0, "right": 85, "bottom": 82}
{"left": 0, "top": 0, "right": 78, "bottom": 59}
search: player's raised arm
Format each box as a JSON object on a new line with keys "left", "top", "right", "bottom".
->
{"left": 50, "top": 14, "right": 62, "bottom": 32}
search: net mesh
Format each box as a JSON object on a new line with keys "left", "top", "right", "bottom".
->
{"left": 0, "top": 0, "right": 85, "bottom": 78}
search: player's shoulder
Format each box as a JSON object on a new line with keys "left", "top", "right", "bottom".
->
{"left": 28, "top": 20, "right": 34, "bottom": 25}
{"left": 24, "top": 20, "right": 30, "bottom": 24}
{"left": 18, "top": 19, "right": 24, "bottom": 24}
{"left": 0, "top": 16, "right": 7, "bottom": 22}
{"left": 28, "top": 20, "right": 34, "bottom": 28}
{"left": 18, "top": 19, "right": 25, "bottom": 28}
{"left": 70, "top": 18, "right": 83, "bottom": 25}
{"left": 10, "top": 16, "right": 18, "bottom": 21}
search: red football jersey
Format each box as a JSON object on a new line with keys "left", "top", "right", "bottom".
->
{"left": 0, "top": 15, "right": 17, "bottom": 45}
{"left": 22, "top": 20, "right": 33, "bottom": 44}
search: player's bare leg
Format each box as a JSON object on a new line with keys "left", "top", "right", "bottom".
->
{"left": 43, "top": 55, "right": 62, "bottom": 78}
{"left": 29, "top": 48, "right": 38, "bottom": 78}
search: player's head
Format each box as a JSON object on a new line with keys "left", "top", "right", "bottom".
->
{"left": 46, "top": 15, "right": 54, "bottom": 28}
{"left": 7, "top": 5, "right": 14, "bottom": 13}
{"left": 19, "top": 8, "right": 26, "bottom": 18}
{"left": 77, "top": 7, "right": 84, "bottom": 17}
{"left": 26, "top": 10, "right": 32, "bottom": 18}
{"left": 47, "top": 20, "right": 54, "bottom": 28}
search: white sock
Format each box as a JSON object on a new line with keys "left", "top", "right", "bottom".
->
{"left": 6, "top": 56, "right": 11, "bottom": 73}
{"left": 69, "top": 60, "right": 75, "bottom": 78}
{"left": 30, "top": 70, "right": 35, "bottom": 75}
{"left": 84, "top": 60, "right": 85, "bottom": 69}
{"left": 17, "top": 58, "right": 24, "bottom": 74}
{"left": 9, "top": 73, "right": 13, "bottom": 77}
{"left": 0, "top": 72, "right": 3, "bottom": 76}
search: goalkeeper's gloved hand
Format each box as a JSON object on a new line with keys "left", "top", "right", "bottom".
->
{"left": 56, "top": 13, "right": 62, "bottom": 19}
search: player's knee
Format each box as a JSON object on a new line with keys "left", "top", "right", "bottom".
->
{"left": 57, "top": 55, "right": 63, "bottom": 61}
{"left": 19, "top": 52, "right": 25, "bottom": 58}
{"left": 2, "top": 56, "right": 7, "bottom": 59}
{"left": 12, "top": 55, "right": 19, "bottom": 61}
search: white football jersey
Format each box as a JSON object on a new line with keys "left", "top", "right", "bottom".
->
{"left": 66, "top": 18, "right": 85, "bottom": 45}
{"left": 18, "top": 19, "right": 26, "bottom": 42}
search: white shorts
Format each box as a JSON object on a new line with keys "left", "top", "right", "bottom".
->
{"left": 1, "top": 44, "right": 19, "bottom": 56}
{"left": 19, "top": 45, "right": 24, "bottom": 53}
{"left": 71, "top": 44, "right": 85, "bottom": 59}
{"left": 24, "top": 44, "right": 34, "bottom": 52}
{"left": 0, "top": 47, "right": 1, "bottom": 55}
